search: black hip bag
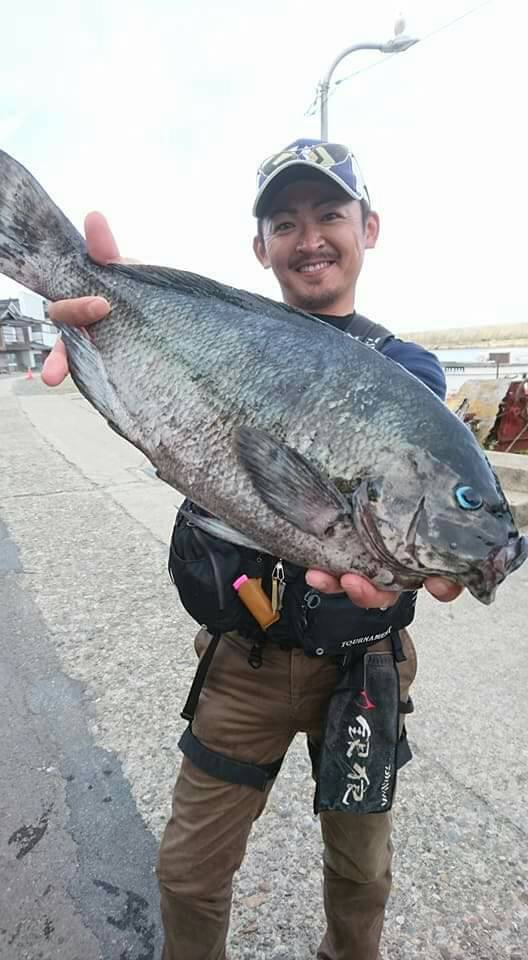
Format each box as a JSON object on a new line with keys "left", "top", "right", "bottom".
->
{"left": 169, "top": 509, "right": 417, "bottom": 659}
{"left": 281, "top": 574, "right": 416, "bottom": 657}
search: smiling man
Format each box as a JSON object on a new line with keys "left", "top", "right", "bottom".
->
{"left": 44, "top": 137, "right": 461, "bottom": 960}
{"left": 253, "top": 155, "right": 378, "bottom": 316}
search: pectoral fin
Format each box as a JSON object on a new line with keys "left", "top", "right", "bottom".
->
{"left": 235, "top": 426, "right": 351, "bottom": 537}
{"left": 180, "top": 509, "right": 267, "bottom": 552}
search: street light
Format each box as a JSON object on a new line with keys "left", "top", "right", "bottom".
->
{"left": 319, "top": 22, "right": 419, "bottom": 139}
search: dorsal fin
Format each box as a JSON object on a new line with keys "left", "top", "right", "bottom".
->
{"left": 108, "top": 262, "right": 317, "bottom": 322}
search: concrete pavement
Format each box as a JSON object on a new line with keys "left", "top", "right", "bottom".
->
{"left": 1, "top": 374, "right": 527, "bottom": 960}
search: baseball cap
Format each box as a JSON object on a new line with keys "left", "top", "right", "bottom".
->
{"left": 253, "top": 138, "right": 370, "bottom": 218}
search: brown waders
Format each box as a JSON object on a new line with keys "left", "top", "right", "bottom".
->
{"left": 156, "top": 627, "right": 417, "bottom": 960}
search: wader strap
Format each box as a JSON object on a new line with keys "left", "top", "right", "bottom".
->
{"left": 179, "top": 725, "right": 284, "bottom": 791}
{"left": 180, "top": 631, "right": 222, "bottom": 722}
{"left": 399, "top": 696, "right": 414, "bottom": 714}
{"left": 391, "top": 629, "right": 407, "bottom": 663}
{"left": 396, "top": 728, "right": 413, "bottom": 769}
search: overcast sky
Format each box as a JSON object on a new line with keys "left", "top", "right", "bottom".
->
{"left": 1, "top": 0, "right": 526, "bottom": 332}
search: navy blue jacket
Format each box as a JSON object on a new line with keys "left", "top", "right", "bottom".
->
{"left": 382, "top": 337, "right": 446, "bottom": 401}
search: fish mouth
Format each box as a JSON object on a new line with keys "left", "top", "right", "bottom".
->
{"left": 353, "top": 490, "right": 528, "bottom": 603}
{"left": 465, "top": 535, "right": 528, "bottom": 604}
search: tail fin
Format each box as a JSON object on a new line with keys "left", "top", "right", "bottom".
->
{"left": 0, "top": 150, "right": 84, "bottom": 298}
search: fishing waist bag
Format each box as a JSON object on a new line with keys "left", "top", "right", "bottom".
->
{"left": 278, "top": 568, "right": 416, "bottom": 656}
{"left": 169, "top": 502, "right": 417, "bottom": 655}
{"left": 168, "top": 499, "right": 270, "bottom": 639}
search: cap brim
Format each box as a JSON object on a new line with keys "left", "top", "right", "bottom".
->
{"left": 252, "top": 160, "right": 363, "bottom": 218}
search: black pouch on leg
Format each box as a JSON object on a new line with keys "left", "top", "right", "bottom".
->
{"left": 315, "top": 650, "right": 400, "bottom": 814}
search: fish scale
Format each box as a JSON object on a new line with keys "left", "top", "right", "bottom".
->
{"left": 0, "top": 148, "right": 526, "bottom": 602}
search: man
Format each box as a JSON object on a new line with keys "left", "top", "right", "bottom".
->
{"left": 44, "top": 138, "right": 461, "bottom": 959}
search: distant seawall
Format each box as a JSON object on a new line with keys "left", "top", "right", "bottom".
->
{"left": 401, "top": 323, "right": 528, "bottom": 350}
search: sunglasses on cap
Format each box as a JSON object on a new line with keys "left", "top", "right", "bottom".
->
{"left": 253, "top": 140, "right": 370, "bottom": 217}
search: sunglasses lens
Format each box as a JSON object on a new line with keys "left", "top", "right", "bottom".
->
{"left": 258, "top": 143, "right": 351, "bottom": 185}
{"left": 255, "top": 142, "right": 370, "bottom": 209}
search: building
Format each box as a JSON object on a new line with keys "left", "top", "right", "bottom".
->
{"left": 0, "top": 298, "right": 58, "bottom": 374}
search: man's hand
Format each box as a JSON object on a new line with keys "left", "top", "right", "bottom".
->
{"left": 42, "top": 212, "right": 121, "bottom": 386}
{"left": 305, "top": 569, "right": 463, "bottom": 608}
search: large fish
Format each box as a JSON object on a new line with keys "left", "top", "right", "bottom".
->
{"left": 0, "top": 149, "right": 526, "bottom": 603}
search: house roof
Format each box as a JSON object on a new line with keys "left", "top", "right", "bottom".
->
{"left": 0, "top": 299, "right": 44, "bottom": 330}
{"left": 0, "top": 298, "right": 22, "bottom": 322}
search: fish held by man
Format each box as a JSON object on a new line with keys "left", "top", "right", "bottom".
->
{"left": 0, "top": 148, "right": 526, "bottom": 604}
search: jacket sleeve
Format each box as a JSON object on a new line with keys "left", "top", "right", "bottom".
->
{"left": 381, "top": 338, "right": 447, "bottom": 402}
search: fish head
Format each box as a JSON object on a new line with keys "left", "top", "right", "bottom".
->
{"left": 351, "top": 445, "right": 527, "bottom": 603}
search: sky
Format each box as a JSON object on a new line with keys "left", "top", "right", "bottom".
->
{"left": 0, "top": 0, "right": 526, "bottom": 332}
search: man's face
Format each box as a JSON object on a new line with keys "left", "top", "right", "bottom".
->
{"left": 253, "top": 175, "right": 379, "bottom": 315}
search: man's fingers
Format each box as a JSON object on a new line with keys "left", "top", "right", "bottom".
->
{"left": 84, "top": 213, "right": 138, "bottom": 265}
{"left": 42, "top": 338, "right": 68, "bottom": 386}
{"left": 425, "top": 577, "right": 463, "bottom": 603}
{"left": 306, "top": 570, "right": 341, "bottom": 593}
{"left": 84, "top": 211, "right": 120, "bottom": 263}
{"left": 306, "top": 570, "right": 400, "bottom": 610}
{"left": 47, "top": 295, "right": 110, "bottom": 327}
{"left": 340, "top": 574, "right": 400, "bottom": 609}
{"left": 307, "top": 570, "right": 463, "bottom": 607}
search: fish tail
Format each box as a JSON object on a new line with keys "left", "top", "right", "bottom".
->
{"left": 0, "top": 150, "right": 84, "bottom": 297}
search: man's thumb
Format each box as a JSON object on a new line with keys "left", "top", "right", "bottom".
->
{"left": 84, "top": 211, "right": 120, "bottom": 264}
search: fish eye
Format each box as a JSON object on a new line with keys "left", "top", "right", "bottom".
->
{"left": 367, "top": 478, "right": 382, "bottom": 503}
{"left": 455, "top": 485, "right": 483, "bottom": 511}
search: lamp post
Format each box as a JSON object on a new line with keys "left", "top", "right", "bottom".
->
{"left": 319, "top": 24, "right": 419, "bottom": 140}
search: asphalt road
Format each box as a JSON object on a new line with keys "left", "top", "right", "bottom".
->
{"left": 1, "top": 373, "right": 527, "bottom": 960}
